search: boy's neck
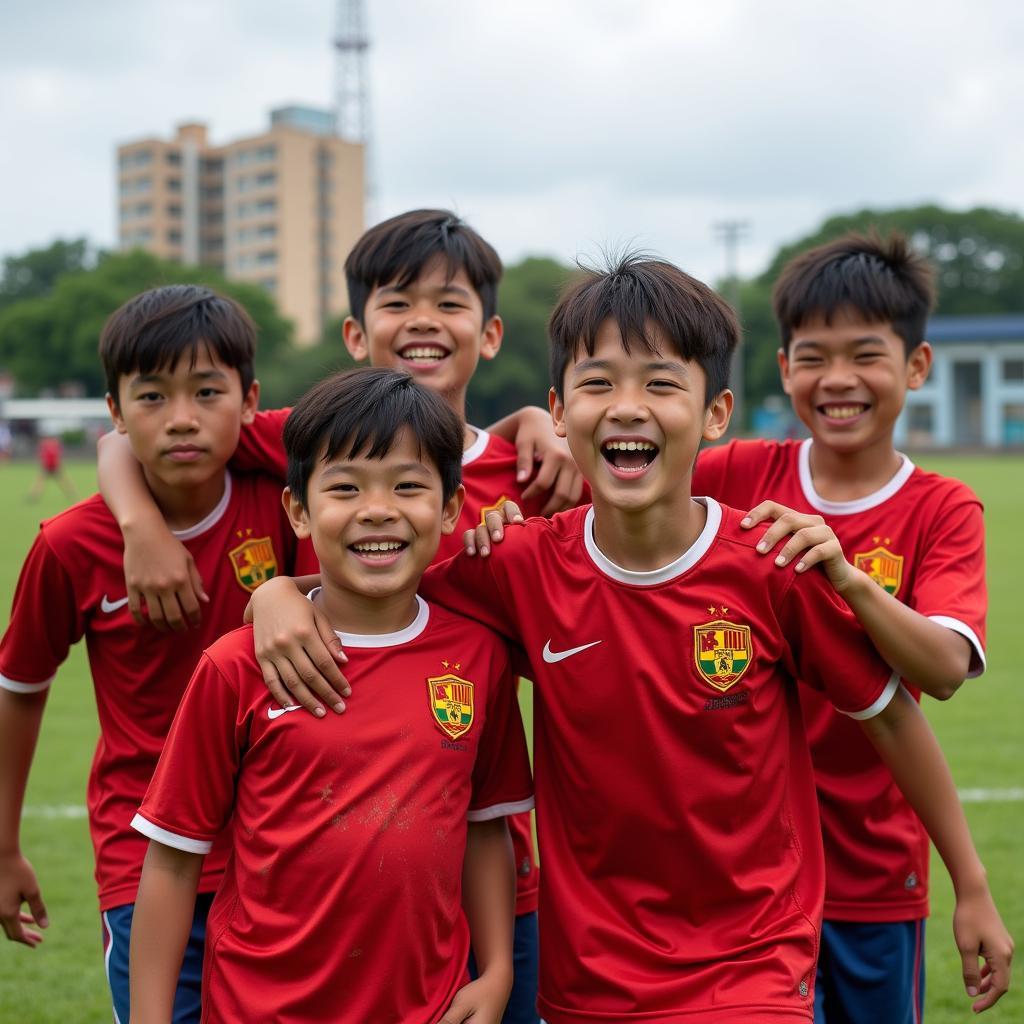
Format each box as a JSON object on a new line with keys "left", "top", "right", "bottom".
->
{"left": 591, "top": 489, "right": 708, "bottom": 573}
{"left": 313, "top": 579, "right": 421, "bottom": 637}
{"left": 142, "top": 467, "right": 228, "bottom": 532}
{"left": 807, "top": 433, "right": 905, "bottom": 503}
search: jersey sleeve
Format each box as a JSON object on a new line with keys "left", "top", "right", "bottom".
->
{"left": 132, "top": 651, "right": 246, "bottom": 854}
{"left": 780, "top": 569, "right": 899, "bottom": 720}
{"left": 0, "top": 531, "right": 83, "bottom": 693}
{"left": 230, "top": 407, "right": 291, "bottom": 480}
{"left": 467, "top": 651, "right": 534, "bottom": 821}
{"left": 907, "top": 493, "right": 987, "bottom": 677}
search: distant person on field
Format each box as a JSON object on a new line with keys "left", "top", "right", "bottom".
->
{"left": 0, "top": 422, "right": 12, "bottom": 462}
{"left": 0, "top": 285, "right": 296, "bottom": 1024}
{"left": 26, "top": 434, "right": 76, "bottom": 502}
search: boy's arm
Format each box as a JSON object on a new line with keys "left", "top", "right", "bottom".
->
{"left": 440, "top": 818, "right": 515, "bottom": 1024}
{"left": 129, "top": 842, "right": 203, "bottom": 1024}
{"left": 744, "top": 501, "right": 972, "bottom": 698}
{"left": 859, "top": 686, "right": 1012, "bottom": 1011}
{"left": 0, "top": 689, "right": 49, "bottom": 947}
{"left": 96, "top": 430, "right": 207, "bottom": 631}
{"left": 486, "top": 405, "right": 584, "bottom": 514}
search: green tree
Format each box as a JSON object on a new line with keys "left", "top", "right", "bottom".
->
{"left": 0, "top": 238, "right": 93, "bottom": 309}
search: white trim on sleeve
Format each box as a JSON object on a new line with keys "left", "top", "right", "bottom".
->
{"left": 0, "top": 673, "right": 54, "bottom": 694}
{"left": 840, "top": 672, "right": 901, "bottom": 721}
{"left": 928, "top": 615, "right": 987, "bottom": 678}
{"left": 466, "top": 796, "right": 535, "bottom": 822}
{"left": 130, "top": 813, "right": 213, "bottom": 855}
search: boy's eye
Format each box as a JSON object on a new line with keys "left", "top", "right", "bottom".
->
{"left": 395, "top": 481, "right": 425, "bottom": 491}
{"left": 854, "top": 351, "right": 883, "bottom": 362}
{"left": 197, "top": 387, "right": 223, "bottom": 398}
{"left": 648, "top": 379, "right": 681, "bottom": 390}
{"left": 137, "top": 391, "right": 164, "bottom": 402}
{"left": 329, "top": 483, "right": 358, "bottom": 494}
{"left": 794, "top": 356, "right": 824, "bottom": 366}
{"left": 578, "top": 377, "right": 611, "bottom": 389}
{"left": 439, "top": 301, "right": 466, "bottom": 310}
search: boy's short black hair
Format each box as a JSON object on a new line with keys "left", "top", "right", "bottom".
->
{"left": 99, "top": 284, "right": 256, "bottom": 406}
{"left": 773, "top": 231, "right": 936, "bottom": 355}
{"left": 548, "top": 253, "right": 739, "bottom": 404}
{"left": 283, "top": 367, "right": 463, "bottom": 505}
{"left": 344, "top": 209, "right": 503, "bottom": 325}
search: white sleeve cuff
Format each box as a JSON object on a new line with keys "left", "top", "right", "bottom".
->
{"left": 928, "top": 615, "right": 986, "bottom": 678}
{"left": 131, "top": 813, "right": 213, "bottom": 855}
{"left": 0, "top": 673, "right": 54, "bottom": 694}
{"left": 466, "top": 796, "right": 535, "bottom": 822}
{"left": 841, "top": 672, "right": 901, "bottom": 721}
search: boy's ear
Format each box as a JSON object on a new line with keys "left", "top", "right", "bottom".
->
{"left": 439, "top": 483, "right": 466, "bottom": 536}
{"left": 282, "top": 486, "right": 311, "bottom": 540}
{"left": 702, "top": 389, "right": 734, "bottom": 442}
{"left": 105, "top": 393, "right": 128, "bottom": 435}
{"left": 548, "top": 387, "right": 567, "bottom": 439}
{"left": 342, "top": 316, "right": 369, "bottom": 362}
{"left": 776, "top": 347, "right": 793, "bottom": 395}
{"left": 240, "top": 379, "right": 260, "bottom": 425}
{"left": 905, "top": 341, "right": 933, "bottom": 392}
{"left": 478, "top": 315, "right": 503, "bottom": 362}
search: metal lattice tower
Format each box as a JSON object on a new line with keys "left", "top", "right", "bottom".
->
{"left": 333, "top": 0, "right": 374, "bottom": 218}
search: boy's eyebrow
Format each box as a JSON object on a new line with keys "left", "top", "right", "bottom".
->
{"left": 791, "top": 335, "right": 889, "bottom": 353}
{"left": 572, "top": 358, "right": 689, "bottom": 375}
{"left": 127, "top": 368, "right": 229, "bottom": 386}
{"left": 319, "top": 460, "right": 433, "bottom": 478}
{"left": 376, "top": 283, "right": 474, "bottom": 299}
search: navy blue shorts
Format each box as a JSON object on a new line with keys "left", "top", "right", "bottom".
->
{"left": 102, "top": 892, "right": 214, "bottom": 1024}
{"left": 469, "top": 910, "right": 540, "bottom": 1024}
{"left": 814, "top": 918, "right": 925, "bottom": 1024}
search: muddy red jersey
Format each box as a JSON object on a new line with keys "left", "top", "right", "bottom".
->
{"left": 235, "top": 408, "right": 550, "bottom": 911}
{"left": 0, "top": 475, "right": 296, "bottom": 911}
{"left": 134, "top": 604, "right": 533, "bottom": 1024}
{"left": 694, "top": 438, "right": 986, "bottom": 922}
{"left": 421, "top": 500, "right": 897, "bottom": 1023}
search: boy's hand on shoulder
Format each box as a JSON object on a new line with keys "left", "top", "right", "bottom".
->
{"left": 249, "top": 577, "right": 350, "bottom": 719}
{"left": 464, "top": 500, "right": 523, "bottom": 558}
{"left": 741, "top": 500, "right": 854, "bottom": 592}
{"left": 953, "top": 881, "right": 1013, "bottom": 1012}
{"left": 439, "top": 970, "right": 513, "bottom": 1024}
{"left": 122, "top": 519, "right": 208, "bottom": 631}
{"left": 0, "top": 851, "right": 48, "bottom": 947}
{"left": 512, "top": 406, "right": 583, "bottom": 514}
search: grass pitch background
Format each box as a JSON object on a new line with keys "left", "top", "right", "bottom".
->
{"left": 0, "top": 456, "right": 1020, "bottom": 1022}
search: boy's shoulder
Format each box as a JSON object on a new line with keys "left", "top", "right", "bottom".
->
{"left": 421, "top": 599, "right": 512, "bottom": 659}
{"left": 202, "top": 623, "right": 261, "bottom": 679}
{"left": 902, "top": 461, "right": 982, "bottom": 512}
{"left": 39, "top": 492, "right": 123, "bottom": 554}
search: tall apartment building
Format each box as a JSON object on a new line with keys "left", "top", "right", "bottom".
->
{"left": 117, "top": 107, "right": 364, "bottom": 344}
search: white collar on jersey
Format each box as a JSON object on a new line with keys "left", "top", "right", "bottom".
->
{"left": 462, "top": 426, "right": 489, "bottom": 466}
{"left": 583, "top": 497, "right": 722, "bottom": 586}
{"left": 304, "top": 589, "right": 430, "bottom": 647}
{"left": 169, "top": 472, "right": 233, "bottom": 542}
{"left": 798, "top": 438, "right": 916, "bottom": 516}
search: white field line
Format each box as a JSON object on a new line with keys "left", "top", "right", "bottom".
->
{"left": 21, "top": 788, "right": 1024, "bottom": 820}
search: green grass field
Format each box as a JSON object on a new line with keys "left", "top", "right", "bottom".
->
{"left": 0, "top": 456, "right": 1020, "bottom": 1022}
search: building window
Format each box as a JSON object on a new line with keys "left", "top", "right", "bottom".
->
{"left": 1003, "top": 359, "right": 1024, "bottom": 383}
{"left": 166, "top": 150, "right": 182, "bottom": 166}
{"left": 906, "top": 403, "right": 934, "bottom": 445}
{"left": 167, "top": 204, "right": 182, "bottom": 218}
{"left": 167, "top": 230, "right": 182, "bottom": 245}
{"left": 260, "top": 277, "right": 277, "bottom": 293}
{"left": 1004, "top": 403, "right": 1024, "bottom": 445}
{"left": 133, "top": 202, "right": 153, "bottom": 218}
{"left": 167, "top": 178, "right": 182, "bottom": 193}
{"left": 256, "top": 172, "right": 276, "bottom": 188}
{"left": 202, "top": 186, "right": 223, "bottom": 201}
{"left": 257, "top": 250, "right": 277, "bottom": 266}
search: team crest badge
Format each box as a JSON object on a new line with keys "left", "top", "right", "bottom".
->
{"left": 853, "top": 546, "right": 904, "bottom": 595}
{"left": 694, "top": 619, "right": 753, "bottom": 692}
{"left": 428, "top": 673, "right": 476, "bottom": 739}
{"left": 228, "top": 536, "right": 278, "bottom": 592}
{"left": 478, "top": 495, "right": 511, "bottom": 526}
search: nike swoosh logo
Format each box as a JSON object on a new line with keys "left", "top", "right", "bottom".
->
{"left": 100, "top": 595, "right": 130, "bottom": 614}
{"left": 542, "top": 639, "right": 602, "bottom": 664}
{"left": 267, "top": 705, "right": 303, "bottom": 720}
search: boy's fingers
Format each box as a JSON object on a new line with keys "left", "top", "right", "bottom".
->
{"left": 484, "top": 509, "right": 507, "bottom": 541}
{"left": 502, "top": 499, "right": 524, "bottom": 524}
{"left": 188, "top": 561, "right": 210, "bottom": 604}
{"left": 26, "top": 891, "right": 47, "bottom": 930}
{"left": 462, "top": 528, "right": 477, "bottom": 557}
{"left": 520, "top": 456, "right": 557, "bottom": 502}
{"left": 314, "top": 621, "right": 351, "bottom": 695}
{"left": 473, "top": 523, "right": 491, "bottom": 556}
{"left": 158, "top": 593, "right": 188, "bottom": 634}
{"left": 143, "top": 589, "right": 168, "bottom": 631}
{"left": 774, "top": 527, "right": 835, "bottom": 566}
{"left": 264, "top": 661, "right": 326, "bottom": 718}
{"left": 291, "top": 650, "right": 349, "bottom": 713}
{"left": 128, "top": 588, "right": 145, "bottom": 626}
{"left": 542, "top": 465, "right": 580, "bottom": 516}
{"left": 740, "top": 501, "right": 787, "bottom": 528}
{"left": 515, "top": 439, "right": 537, "bottom": 484}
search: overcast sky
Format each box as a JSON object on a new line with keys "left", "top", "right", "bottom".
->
{"left": 3, "top": 0, "right": 1023, "bottom": 283}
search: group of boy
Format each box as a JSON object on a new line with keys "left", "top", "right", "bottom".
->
{"left": 0, "top": 208, "right": 1013, "bottom": 1023}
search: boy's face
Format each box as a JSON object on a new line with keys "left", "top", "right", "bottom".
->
{"left": 550, "top": 319, "right": 731, "bottom": 516}
{"left": 343, "top": 257, "right": 502, "bottom": 400}
{"left": 285, "top": 427, "right": 464, "bottom": 601}
{"left": 778, "top": 307, "right": 932, "bottom": 453}
{"left": 107, "top": 348, "right": 257, "bottom": 489}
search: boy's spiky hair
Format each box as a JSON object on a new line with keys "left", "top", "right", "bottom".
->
{"left": 548, "top": 252, "right": 739, "bottom": 403}
{"left": 773, "top": 231, "right": 936, "bottom": 354}
{"left": 99, "top": 284, "right": 256, "bottom": 407}
{"left": 344, "top": 209, "right": 503, "bottom": 324}
{"left": 283, "top": 367, "right": 463, "bottom": 506}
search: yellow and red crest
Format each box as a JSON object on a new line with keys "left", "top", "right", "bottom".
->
{"left": 478, "top": 495, "right": 511, "bottom": 526}
{"left": 694, "top": 619, "right": 753, "bottom": 692}
{"left": 428, "top": 674, "right": 475, "bottom": 739}
{"left": 228, "top": 536, "right": 278, "bottom": 592}
{"left": 853, "top": 546, "right": 904, "bottom": 595}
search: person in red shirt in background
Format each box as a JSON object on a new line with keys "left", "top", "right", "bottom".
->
{"left": 97, "top": 209, "right": 586, "bottom": 1024}
{"left": 129, "top": 368, "right": 533, "bottom": 1024}
{"left": 693, "top": 232, "right": 994, "bottom": 1023}
{"left": 26, "top": 434, "right": 77, "bottom": 503}
{"left": 0, "top": 285, "right": 297, "bottom": 1023}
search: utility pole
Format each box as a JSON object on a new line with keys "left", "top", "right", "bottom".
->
{"left": 714, "top": 220, "right": 750, "bottom": 433}
{"left": 333, "top": 0, "right": 374, "bottom": 223}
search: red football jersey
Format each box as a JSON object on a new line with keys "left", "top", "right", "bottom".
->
{"left": 134, "top": 604, "right": 533, "bottom": 1023}
{"left": 235, "top": 409, "right": 548, "bottom": 912}
{"left": 0, "top": 475, "right": 297, "bottom": 911}
{"left": 420, "top": 500, "right": 897, "bottom": 1023}
{"left": 693, "top": 438, "right": 986, "bottom": 922}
